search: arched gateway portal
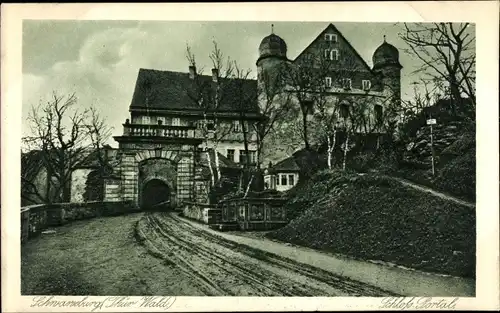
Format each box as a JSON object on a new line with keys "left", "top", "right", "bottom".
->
{"left": 138, "top": 158, "right": 177, "bottom": 210}
{"left": 141, "top": 179, "right": 171, "bottom": 209}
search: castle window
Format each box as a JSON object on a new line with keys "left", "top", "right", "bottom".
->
{"left": 239, "top": 150, "right": 257, "bottom": 165}
{"left": 233, "top": 120, "right": 242, "bottom": 132}
{"left": 239, "top": 150, "right": 246, "bottom": 164}
{"left": 249, "top": 150, "right": 257, "bottom": 164}
{"left": 172, "top": 117, "right": 180, "bottom": 126}
{"left": 330, "top": 49, "right": 339, "bottom": 61}
{"left": 324, "top": 49, "right": 330, "bottom": 59}
{"left": 374, "top": 105, "right": 383, "bottom": 123}
{"left": 227, "top": 149, "right": 235, "bottom": 162}
{"left": 206, "top": 120, "right": 215, "bottom": 131}
{"left": 362, "top": 80, "right": 371, "bottom": 91}
{"left": 342, "top": 78, "right": 352, "bottom": 89}
{"left": 325, "top": 33, "right": 338, "bottom": 42}
{"left": 325, "top": 77, "right": 332, "bottom": 88}
{"left": 142, "top": 116, "right": 151, "bottom": 124}
{"left": 340, "top": 103, "right": 350, "bottom": 118}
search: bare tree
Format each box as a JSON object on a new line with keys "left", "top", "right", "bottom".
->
{"left": 230, "top": 62, "right": 272, "bottom": 196}
{"left": 232, "top": 63, "right": 254, "bottom": 169}
{"left": 400, "top": 23, "right": 476, "bottom": 117}
{"left": 185, "top": 41, "right": 234, "bottom": 187}
{"left": 254, "top": 65, "right": 293, "bottom": 168}
{"left": 22, "top": 92, "right": 112, "bottom": 204}
{"left": 284, "top": 52, "right": 319, "bottom": 150}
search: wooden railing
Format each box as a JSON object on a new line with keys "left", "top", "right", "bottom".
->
{"left": 21, "top": 201, "right": 137, "bottom": 244}
{"left": 123, "top": 124, "right": 197, "bottom": 139}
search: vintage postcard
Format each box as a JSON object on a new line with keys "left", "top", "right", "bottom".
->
{"left": 2, "top": 2, "right": 499, "bottom": 312}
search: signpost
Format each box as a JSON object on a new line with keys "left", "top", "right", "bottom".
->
{"left": 426, "top": 118, "right": 437, "bottom": 175}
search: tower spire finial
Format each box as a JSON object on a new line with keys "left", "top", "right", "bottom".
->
{"left": 271, "top": 24, "right": 274, "bottom": 34}
{"left": 383, "top": 35, "right": 386, "bottom": 42}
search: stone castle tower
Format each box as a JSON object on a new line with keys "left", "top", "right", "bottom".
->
{"left": 372, "top": 37, "right": 403, "bottom": 105}
{"left": 256, "top": 28, "right": 289, "bottom": 107}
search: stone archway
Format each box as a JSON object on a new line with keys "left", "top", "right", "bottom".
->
{"left": 141, "top": 178, "right": 171, "bottom": 209}
{"left": 138, "top": 157, "right": 178, "bottom": 209}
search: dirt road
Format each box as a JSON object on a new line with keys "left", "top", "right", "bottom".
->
{"left": 136, "top": 212, "right": 397, "bottom": 296}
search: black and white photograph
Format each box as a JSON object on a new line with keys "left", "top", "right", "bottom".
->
{"left": 2, "top": 2, "right": 499, "bottom": 312}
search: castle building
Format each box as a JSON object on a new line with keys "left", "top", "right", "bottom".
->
{"left": 65, "top": 23, "right": 403, "bottom": 207}
{"left": 257, "top": 23, "right": 403, "bottom": 165}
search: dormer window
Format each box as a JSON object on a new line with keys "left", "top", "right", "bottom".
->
{"left": 362, "top": 80, "right": 371, "bottom": 91}
{"left": 172, "top": 117, "right": 180, "bottom": 126}
{"left": 142, "top": 116, "right": 151, "bottom": 124}
{"left": 325, "top": 77, "right": 332, "bottom": 88}
{"left": 342, "top": 78, "right": 352, "bottom": 90}
{"left": 325, "top": 33, "right": 338, "bottom": 42}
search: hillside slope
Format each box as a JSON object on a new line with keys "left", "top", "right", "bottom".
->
{"left": 267, "top": 170, "right": 475, "bottom": 278}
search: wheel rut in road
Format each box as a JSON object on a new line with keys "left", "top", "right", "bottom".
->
{"left": 136, "top": 212, "right": 398, "bottom": 297}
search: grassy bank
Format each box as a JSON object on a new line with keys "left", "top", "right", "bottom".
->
{"left": 267, "top": 170, "right": 475, "bottom": 278}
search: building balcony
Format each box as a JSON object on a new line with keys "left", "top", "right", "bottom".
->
{"left": 114, "top": 123, "right": 204, "bottom": 147}
{"left": 123, "top": 123, "right": 196, "bottom": 138}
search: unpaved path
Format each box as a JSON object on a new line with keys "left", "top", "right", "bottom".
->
{"left": 387, "top": 176, "right": 475, "bottom": 208}
{"left": 136, "top": 212, "right": 397, "bottom": 296}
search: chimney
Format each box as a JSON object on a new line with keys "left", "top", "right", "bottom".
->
{"left": 189, "top": 65, "right": 196, "bottom": 79}
{"left": 211, "top": 68, "right": 218, "bottom": 82}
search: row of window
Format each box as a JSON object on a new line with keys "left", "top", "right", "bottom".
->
{"left": 276, "top": 174, "right": 295, "bottom": 186}
{"left": 324, "top": 77, "right": 371, "bottom": 90}
{"left": 227, "top": 149, "right": 257, "bottom": 164}
{"left": 140, "top": 116, "right": 181, "bottom": 126}
{"left": 325, "top": 33, "right": 338, "bottom": 42}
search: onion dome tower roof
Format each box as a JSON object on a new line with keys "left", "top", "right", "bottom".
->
{"left": 257, "top": 25, "right": 288, "bottom": 63}
{"left": 372, "top": 36, "right": 402, "bottom": 70}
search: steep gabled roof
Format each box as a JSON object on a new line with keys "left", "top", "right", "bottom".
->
{"left": 270, "top": 156, "right": 300, "bottom": 173}
{"left": 293, "top": 23, "right": 374, "bottom": 73}
{"left": 130, "top": 68, "right": 259, "bottom": 114}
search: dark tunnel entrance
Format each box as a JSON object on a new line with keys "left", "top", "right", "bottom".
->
{"left": 141, "top": 179, "right": 171, "bottom": 210}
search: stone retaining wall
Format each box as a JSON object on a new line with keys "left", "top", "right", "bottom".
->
{"left": 21, "top": 201, "right": 137, "bottom": 243}
{"left": 182, "top": 202, "right": 221, "bottom": 224}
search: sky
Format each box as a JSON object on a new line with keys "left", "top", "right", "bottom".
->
{"left": 22, "top": 21, "right": 441, "bottom": 147}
